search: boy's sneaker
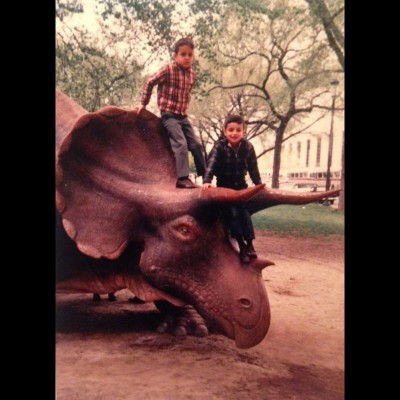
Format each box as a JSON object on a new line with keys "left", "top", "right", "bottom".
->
{"left": 247, "top": 244, "right": 258, "bottom": 258}
{"left": 240, "top": 249, "right": 251, "bottom": 264}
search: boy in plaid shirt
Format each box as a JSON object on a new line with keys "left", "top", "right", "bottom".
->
{"left": 202, "top": 115, "right": 262, "bottom": 263}
{"left": 135, "top": 37, "right": 205, "bottom": 189}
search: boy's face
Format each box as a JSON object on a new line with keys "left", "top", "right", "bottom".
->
{"left": 223, "top": 122, "right": 245, "bottom": 147}
{"left": 174, "top": 45, "right": 195, "bottom": 69}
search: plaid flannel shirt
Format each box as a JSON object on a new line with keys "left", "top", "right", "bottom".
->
{"left": 203, "top": 138, "right": 262, "bottom": 189}
{"left": 141, "top": 62, "right": 196, "bottom": 116}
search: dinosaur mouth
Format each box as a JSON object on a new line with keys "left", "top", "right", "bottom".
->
{"left": 233, "top": 309, "right": 270, "bottom": 349}
{"left": 216, "top": 305, "right": 270, "bottom": 349}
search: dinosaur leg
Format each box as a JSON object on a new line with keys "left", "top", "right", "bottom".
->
{"left": 154, "top": 301, "right": 208, "bottom": 337}
{"left": 92, "top": 293, "right": 101, "bottom": 301}
{"left": 107, "top": 293, "right": 117, "bottom": 301}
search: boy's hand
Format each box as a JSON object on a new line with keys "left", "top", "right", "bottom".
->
{"left": 133, "top": 105, "right": 146, "bottom": 113}
{"left": 202, "top": 183, "right": 212, "bottom": 190}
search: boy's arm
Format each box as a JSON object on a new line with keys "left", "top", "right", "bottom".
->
{"left": 247, "top": 144, "right": 262, "bottom": 185}
{"left": 134, "top": 105, "right": 146, "bottom": 113}
{"left": 202, "top": 143, "right": 220, "bottom": 186}
{"left": 134, "top": 65, "right": 169, "bottom": 111}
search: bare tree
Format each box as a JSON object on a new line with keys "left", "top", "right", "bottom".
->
{"left": 304, "top": 0, "right": 344, "bottom": 70}
{"left": 63, "top": 0, "right": 344, "bottom": 189}
{"left": 193, "top": 1, "right": 341, "bottom": 187}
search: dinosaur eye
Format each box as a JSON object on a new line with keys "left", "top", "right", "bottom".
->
{"left": 170, "top": 216, "right": 199, "bottom": 242}
{"left": 178, "top": 226, "right": 190, "bottom": 235}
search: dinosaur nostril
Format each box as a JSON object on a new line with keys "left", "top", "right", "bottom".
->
{"left": 239, "top": 298, "right": 251, "bottom": 308}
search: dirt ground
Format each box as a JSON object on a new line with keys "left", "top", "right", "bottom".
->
{"left": 56, "top": 232, "right": 344, "bottom": 400}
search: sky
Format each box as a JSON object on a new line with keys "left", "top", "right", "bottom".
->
{"left": 58, "top": 0, "right": 167, "bottom": 71}
{"left": 63, "top": 0, "right": 99, "bottom": 32}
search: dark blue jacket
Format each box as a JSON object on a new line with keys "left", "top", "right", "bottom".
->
{"left": 203, "top": 138, "right": 262, "bottom": 189}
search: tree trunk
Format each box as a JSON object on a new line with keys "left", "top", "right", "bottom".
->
{"left": 305, "top": 0, "right": 344, "bottom": 70}
{"left": 338, "top": 130, "right": 344, "bottom": 211}
{"left": 271, "top": 126, "right": 285, "bottom": 189}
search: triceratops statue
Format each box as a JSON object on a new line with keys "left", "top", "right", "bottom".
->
{"left": 56, "top": 89, "right": 340, "bottom": 349}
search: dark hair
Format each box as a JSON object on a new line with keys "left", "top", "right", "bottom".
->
{"left": 174, "top": 37, "right": 195, "bottom": 53}
{"left": 223, "top": 114, "right": 245, "bottom": 130}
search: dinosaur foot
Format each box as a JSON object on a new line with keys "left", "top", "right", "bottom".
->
{"left": 92, "top": 293, "right": 117, "bottom": 302}
{"left": 154, "top": 302, "right": 209, "bottom": 338}
{"left": 107, "top": 293, "right": 117, "bottom": 301}
{"left": 92, "top": 293, "right": 101, "bottom": 302}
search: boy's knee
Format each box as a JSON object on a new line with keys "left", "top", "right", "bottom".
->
{"left": 174, "top": 141, "right": 188, "bottom": 153}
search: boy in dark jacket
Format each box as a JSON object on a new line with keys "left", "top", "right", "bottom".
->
{"left": 202, "top": 115, "right": 262, "bottom": 263}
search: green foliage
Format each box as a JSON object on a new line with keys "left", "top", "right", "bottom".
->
{"left": 56, "top": 0, "right": 344, "bottom": 188}
{"left": 304, "top": 0, "right": 344, "bottom": 69}
{"left": 252, "top": 203, "right": 344, "bottom": 236}
{"left": 183, "top": 0, "right": 343, "bottom": 187}
{"left": 56, "top": 30, "right": 142, "bottom": 111}
{"left": 56, "top": 2, "right": 144, "bottom": 112}
{"left": 56, "top": 0, "right": 83, "bottom": 21}
{"left": 99, "top": 0, "right": 193, "bottom": 63}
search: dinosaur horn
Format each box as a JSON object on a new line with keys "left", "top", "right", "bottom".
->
{"left": 199, "top": 184, "right": 266, "bottom": 203}
{"left": 247, "top": 187, "right": 341, "bottom": 214}
{"left": 250, "top": 257, "right": 275, "bottom": 273}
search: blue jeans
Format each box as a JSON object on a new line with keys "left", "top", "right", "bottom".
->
{"left": 224, "top": 204, "right": 255, "bottom": 242}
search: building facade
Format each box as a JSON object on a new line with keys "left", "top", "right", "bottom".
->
{"left": 281, "top": 111, "right": 344, "bottom": 188}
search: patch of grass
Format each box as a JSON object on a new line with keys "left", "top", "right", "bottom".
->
{"left": 252, "top": 204, "right": 344, "bottom": 236}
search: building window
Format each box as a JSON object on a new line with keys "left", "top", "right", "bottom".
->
{"left": 306, "top": 139, "right": 310, "bottom": 167}
{"left": 316, "top": 137, "right": 321, "bottom": 167}
{"left": 288, "top": 143, "right": 293, "bottom": 167}
{"left": 297, "top": 142, "right": 301, "bottom": 159}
